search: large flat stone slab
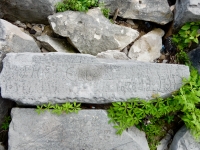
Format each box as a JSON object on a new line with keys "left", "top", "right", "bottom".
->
{"left": 0, "top": 53, "right": 190, "bottom": 105}
{"left": 9, "top": 108, "right": 150, "bottom": 150}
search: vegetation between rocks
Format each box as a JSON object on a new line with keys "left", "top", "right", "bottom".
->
{"left": 56, "top": 0, "right": 110, "bottom": 18}
{"left": 108, "top": 68, "right": 200, "bottom": 150}
{"left": 172, "top": 21, "right": 200, "bottom": 64}
{"left": 36, "top": 102, "right": 81, "bottom": 115}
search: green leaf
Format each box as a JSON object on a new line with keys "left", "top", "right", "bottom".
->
{"left": 194, "top": 38, "right": 199, "bottom": 44}
{"left": 181, "top": 23, "right": 191, "bottom": 30}
{"left": 184, "top": 38, "right": 191, "bottom": 43}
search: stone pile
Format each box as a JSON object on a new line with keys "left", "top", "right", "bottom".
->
{"left": 0, "top": 0, "right": 199, "bottom": 149}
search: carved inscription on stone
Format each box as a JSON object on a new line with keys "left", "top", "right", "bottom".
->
{"left": 0, "top": 53, "right": 190, "bottom": 105}
{"left": 9, "top": 109, "right": 148, "bottom": 150}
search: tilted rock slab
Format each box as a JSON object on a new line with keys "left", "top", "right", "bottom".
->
{"left": 36, "top": 35, "right": 77, "bottom": 53}
{"left": 99, "top": 0, "right": 173, "bottom": 25}
{"left": 0, "top": 0, "right": 62, "bottom": 24}
{"left": 0, "top": 53, "right": 190, "bottom": 105}
{"left": 48, "top": 8, "right": 139, "bottom": 55}
{"left": 169, "top": 126, "right": 200, "bottom": 150}
{"left": 128, "top": 28, "right": 164, "bottom": 62}
{"left": 9, "top": 108, "right": 150, "bottom": 150}
{"left": 0, "top": 19, "right": 40, "bottom": 71}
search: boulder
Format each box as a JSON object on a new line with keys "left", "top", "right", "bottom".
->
{"left": 0, "top": 19, "right": 40, "bottom": 71}
{"left": 169, "top": 126, "right": 200, "bottom": 150}
{"left": 128, "top": 28, "right": 164, "bottom": 62}
{"left": 9, "top": 108, "right": 150, "bottom": 150}
{"left": 0, "top": 0, "right": 62, "bottom": 24}
{"left": 48, "top": 8, "right": 139, "bottom": 55}
{"left": 174, "top": 0, "right": 200, "bottom": 31}
{"left": 99, "top": 0, "right": 173, "bottom": 25}
{"left": 188, "top": 47, "right": 200, "bottom": 73}
{"left": 96, "top": 50, "right": 129, "bottom": 60}
{"left": 36, "top": 35, "right": 77, "bottom": 53}
{"left": 0, "top": 53, "right": 190, "bottom": 105}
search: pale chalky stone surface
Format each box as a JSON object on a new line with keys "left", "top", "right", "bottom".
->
{"left": 9, "top": 108, "right": 150, "bottom": 150}
{"left": 0, "top": 53, "right": 190, "bottom": 105}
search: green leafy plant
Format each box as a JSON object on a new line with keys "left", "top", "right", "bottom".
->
{"left": 1, "top": 116, "right": 11, "bottom": 130}
{"left": 36, "top": 102, "right": 81, "bottom": 115}
{"left": 98, "top": 2, "right": 110, "bottom": 18}
{"left": 56, "top": 0, "right": 98, "bottom": 12}
{"left": 172, "top": 22, "right": 200, "bottom": 51}
{"left": 172, "top": 22, "right": 200, "bottom": 64}
{"left": 108, "top": 68, "right": 200, "bottom": 149}
{"left": 56, "top": 0, "right": 110, "bottom": 18}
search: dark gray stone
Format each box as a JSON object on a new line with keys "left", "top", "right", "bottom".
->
{"left": 174, "top": 0, "right": 200, "bottom": 31}
{"left": 0, "top": 19, "right": 40, "bottom": 71}
{"left": 0, "top": 0, "right": 62, "bottom": 24}
{"left": 188, "top": 47, "right": 200, "bottom": 74}
{"left": 9, "top": 108, "right": 150, "bottom": 150}
{"left": 99, "top": 0, "right": 173, "bottom": 25}
{"left": 48, "top": 8, "right": 139, "bottom": 55}
{"left": 0, "top": 97, "right": 14, "bottom": 127}
{"left": 169, "top": 126, "right": 200, "bottom": 150}
{"left": 0, "top": 53, "right": 190, "bottom": 105}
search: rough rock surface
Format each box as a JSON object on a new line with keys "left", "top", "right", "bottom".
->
{"left": 128, "top": 28, "right": 165, "bottom": 62}
{"left": 48, "top": 8, "right": 139, "bottom": 55}
{"left": 96, "top": 50, "right": 129, "bottom": 60}
{"left": 0, "top": 0, "right": 62, "bottom": 24}
{"left": 99, "top": 0, "right": 173, "bottom": 25}
{"left": 9, "top": 108, "right": 150, "bottom": 150}
{"left": 174, "top": 0, "right": 200, "bottom": 30}
{"left": 169, "top": 126, "right": 200, "bottom": 150}
{"left": 36, "top": 35, "right": 77, "bottom": 53}
{"left": 0, "top": 53, "right": 190, "bottom": 105}
{"left": 188, "top": 47, "right": 200, "bottom": 74}
{"left": 0, "top": 19, "right": 40, "bottom": 71}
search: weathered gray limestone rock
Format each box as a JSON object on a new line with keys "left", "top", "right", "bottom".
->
{"left": 0, "top": 53, "right": 190, "bottom": 105}
{"left": 174, "top": 0, "right": 200, "bottom": 31}
{"left": 99, "top": 0, "right": 173, "bottom": 25}
{"left": 9, "top": 108, "right": 150, "bottom": 150}
{"left": 128, "top": 28, "right": 164, "bottom": 62}
{"left": 169, "top": 126, "right": 200, "bottom": 150}
{"left": 0, "top": 0, "right": 62, "bottom": 24}
{"left": 48, "top": 8, "right": 139, "bottom": 55}
{"left": 0, "top": 19, "right": 40, "bottom": 71}
{"left": 36, "top": 35, "right": 77, "bottom": 53}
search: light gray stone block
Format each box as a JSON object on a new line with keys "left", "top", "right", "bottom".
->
{"left": 0, "top": 53, "right": 190, "bottom": 105}
{"left": 8, "top": 108, "right": 150, "bottom": 150}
